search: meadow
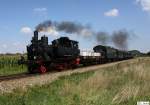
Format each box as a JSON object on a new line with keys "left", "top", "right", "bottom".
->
{"left": 0, "top": 57, "right": 150, "bottom": 105}
{"left": 0, "top": 54, "right": 27, "bottom": 76}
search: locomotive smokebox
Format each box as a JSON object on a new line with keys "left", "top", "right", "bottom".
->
{"left": 34, "top": 30, "right": 38, "bottom": 41}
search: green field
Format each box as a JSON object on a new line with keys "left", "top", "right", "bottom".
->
{"left": 0, "top": 57, "right": 150, "bottom": 105}
{"left": 0, "top": 55, "right": 27, "bottom": 76}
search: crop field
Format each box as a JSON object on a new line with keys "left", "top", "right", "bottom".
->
{"left": 0, "top": 55, "right": 27, "bottom": 76}
{"left": 0, "top": 57, "right": 150, "bottom": 105}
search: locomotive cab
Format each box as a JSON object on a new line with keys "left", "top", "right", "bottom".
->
{"left": 52, "top": 37, "right": 80, "bottom": 59}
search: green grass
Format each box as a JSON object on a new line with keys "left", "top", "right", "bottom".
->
{"left": 0, "top": 57, "right": 150, "bottom": 105}
{"left": 0, "top": 55, "right": 27, "bottom": 76}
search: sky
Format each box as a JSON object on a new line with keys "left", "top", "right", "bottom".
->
{"left": 0, "top": 0, "right": 150, "bottom": 53}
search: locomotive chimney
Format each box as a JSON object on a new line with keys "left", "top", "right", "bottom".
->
{"left": 34, "top": 30, "right": 38, "bottom": 41}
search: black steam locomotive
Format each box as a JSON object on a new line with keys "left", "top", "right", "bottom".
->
{"left": 25, "top": 31, "right": 133, "bottom": 73}
{"left": 27, "top": 31, "right": 80, "bottom": 73}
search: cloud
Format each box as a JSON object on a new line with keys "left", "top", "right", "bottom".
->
{"left": 2, "top": 44, "right": 7, "bottom": 49}
{"left": 33, "top": 8, "right": 47, "bottom": 12}
{"left": 13, "top": 42, "right": 20, "bottom": 46}
{"left": 136, "top": 0, "right": 150, "bottom": 12}
{"left": 39, "top": 27, "right": 60, "bottom": 36}
{"left": 33, "top": 7, "right": 48, "bottom": 17}
{"left": 80, "top": 28, "right": 93, "bottom": 37}
{"left": 20, "top": 27, "right": 32, "bottom": 35}
{"left": 0, "top": 42, "right": 26, "bottom": 53}
{"left": 104, "top": 8, "right": 119, "bottom": 17}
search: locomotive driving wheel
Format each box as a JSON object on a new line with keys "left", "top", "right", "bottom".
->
{"left": 38, "top": 65, "right": 47, "bottom": 73}
{"left": 28, "top": 65, "right": 38, "bottom": 74}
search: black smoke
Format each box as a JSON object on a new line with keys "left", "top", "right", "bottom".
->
{"left": 36, "top": 20, "right": 53, "bottom": 32}
{"left": 112, "top": 29, "right": 130, "bottom": 50}
{"left": 35, "top": 20, "right": 132, "bottom": 50}
{"left": 36, "top": 20, "right": 93, "bottom": 36}
{"left": 96, "top": 32, "right": 109, "bottom": 45}
{"left": 56, "top": 21, "right": 84, "bottom": 34}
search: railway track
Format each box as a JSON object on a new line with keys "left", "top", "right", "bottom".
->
{"left": 0, "top": 70, "right": 62, "bottom": 82}
{"left": 0, "top": 65, "right": 102, "bottom": 82}
{"left": 0, "top": 73, "right": 36, "bottom": 82}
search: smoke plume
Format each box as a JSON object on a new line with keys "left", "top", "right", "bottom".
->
{"left": 112, "top": 29, "right": 130, "bottom": 50}
{"left": 36, "top": 20, "right": 54, "bottom": 32}
{"left": 36, "top": 20, "right": 93, "bottom": 36}
{"left": 56, "top": 21, "right": 84, "bottom": 34}
{"left": 35, "top": 20, "right": 132, "bottom": 50}
{"left": 96, "top": 32, "right": 109, "bottom": 45}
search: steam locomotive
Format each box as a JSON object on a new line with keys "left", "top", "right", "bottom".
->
{"left": 25, "top": 31, "right": 133, "bottom": 73}
{"left": 27, "top": 31, "right": 81, "bottom": 73}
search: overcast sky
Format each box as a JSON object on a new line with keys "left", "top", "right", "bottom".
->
{"left": 0, "top": 0, "right": 150, "bottom": 53}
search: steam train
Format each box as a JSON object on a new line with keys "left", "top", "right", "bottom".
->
{"left": 25, "top": 31, "right": 133, "bottom": 73}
